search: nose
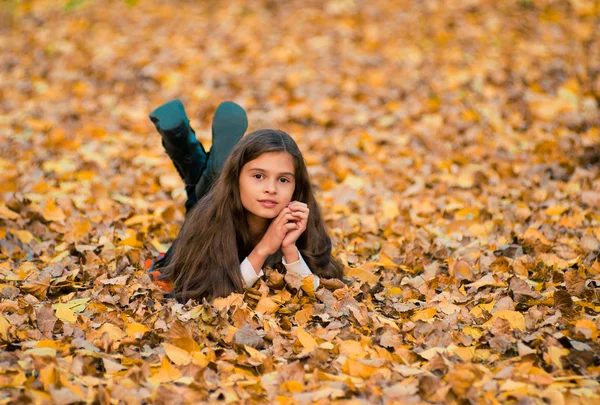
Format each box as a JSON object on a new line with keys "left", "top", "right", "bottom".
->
{"left": 264, "top": 179, "right": 277, "bottom": 194}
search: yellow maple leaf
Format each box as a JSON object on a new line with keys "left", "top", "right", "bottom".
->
{"left": 162, "top": 342, "right": 192, "bottom": 366}
{"left": 255, "top": 296, "right": 280, "bottom": 315}
{"left": 42, "top": 199, "right": 66, "bottom": 222}
{"left": 126, "top": 323, "right": 149, "bottom": 339}
{"left": 412, "top": 307, "right": 437, "bottom": 323}
{"left": 346, "top": 267, "right": 380, "bottom": 284}
{"left": 301, "top": 275, "right": 316, "bottom": 297}
{"left": 344, "top": 357, "right": 380, "bottom": 379}
{"left": 52, "top": 304, "right": 76, "bottom": 324}
{"left": 9, "top": 229, "right": 35, "bottom": 244}
{"left": 0, "top": 313, "right": 10, "bottom": 340}
{"left": 0, "top": 203, "right": 19, "bottom": 220}
{"left": 23, "top": 347, "right": 57, "bottom": 357}
{"left": 544, "top": 205, "right": 567, "bottom": 216}
{"left": 296, "top": 326, "right": 317, "bottom": 350}
{"left": 484, "top": 310, "right": 525, "bottom": 331}
{"left": 294, "top": 305, "right": 314, "bottom": 326}
{"left": 97, "top": 323, "right": 126, "bottom": 340}
{"left": 244, "top": 345, "right": 266, "bottom": 362}
{"left": 381, "top": 200, "right": 399, "bottom": 221}
{"left": 150, "top": 357, "right": 182, "bottom": 384}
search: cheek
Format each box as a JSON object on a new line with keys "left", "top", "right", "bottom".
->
{"left": 282, "top": 185, "right": 295, "bottom": 204}
{"left": 239, "top": 181, "right": 252, "bottom": 208}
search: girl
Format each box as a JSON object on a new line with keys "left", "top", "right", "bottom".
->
{"left": 148, "top": 99, "right": 344, "bottom": 302}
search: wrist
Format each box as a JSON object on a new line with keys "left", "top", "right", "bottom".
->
{"left": 282, "top": 245, "right": 300, "bottom": 263}
{"left": 255, "top": 242, "right": 272, "bottom": 258}
{"left": 281, "top": 244, "right": 297, "bottom": 254}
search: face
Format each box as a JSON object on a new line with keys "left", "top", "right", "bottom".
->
{"left": 239, "top": 151, "right": 296, "bottom": 220}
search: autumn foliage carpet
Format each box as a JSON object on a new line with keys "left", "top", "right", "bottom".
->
{"left": 1, "top": 0, "right": 600, "bottom": 404}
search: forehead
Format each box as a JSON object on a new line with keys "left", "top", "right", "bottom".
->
{"left": 243, "top": 151, "right": 295, "bottom": 173}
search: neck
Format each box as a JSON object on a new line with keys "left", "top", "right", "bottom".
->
{"left": 246, "top": 211, "right": 270, "bottom": 243}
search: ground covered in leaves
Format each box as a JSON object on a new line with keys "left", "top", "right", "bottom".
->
{"left": 1, "top": 0, "right": 600, "bottom": 404}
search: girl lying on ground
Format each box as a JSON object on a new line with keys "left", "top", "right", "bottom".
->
{"left": 148, "top": 99, "right": 344, "bottom": 303}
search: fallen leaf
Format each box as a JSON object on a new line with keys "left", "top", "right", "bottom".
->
{"left": 296, "top": 326, "right": 318, "bottom": 350}
{"left": 10, "top": 229, "right": 36, "bottom": 244}
{"left": 42, "top": 199, "right": 66, "bottom": 222}
{"left": 162, "top": 342, "right": 192, "bottom": 366}
{"left": 52, "top": 304, "right": 77, "bottom": 324}
{"left": 0, "top": 203, "right": 19, "bottom": 220}
{"left": 233, "top": 324, "right": 264, "bottom": 349}
{"left": 126, "top": 323, "right": 149, "bottom": 339}
{"left": 564, "top": 269, "right": 586, "bottom": 296}
{"left": 484, "top": 310, "right": 526, "bottom": 331}
{"left": 36, "top": 306, "right": 57, "bottom": 339}
{"left": 255, "top": 296, "right": 280, "bottom": 315}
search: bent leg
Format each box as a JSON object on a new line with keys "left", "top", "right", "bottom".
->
{"left": 195, "top": 101, "right": 248, "bottom": 200}
{"left": 149, "top": 99, "right": 208, "bottom": 212}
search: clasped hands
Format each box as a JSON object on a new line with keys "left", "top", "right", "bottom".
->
{"left": 257, "top": 201, "right": 309, "bottom": 260}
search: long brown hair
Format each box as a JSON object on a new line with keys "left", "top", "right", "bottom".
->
{"left": 158, "top": 129, "right": 344, "bottom": 302}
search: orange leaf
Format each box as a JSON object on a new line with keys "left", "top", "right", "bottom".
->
{"left": 42, "top": 199, "right": 66, "bottom": 222}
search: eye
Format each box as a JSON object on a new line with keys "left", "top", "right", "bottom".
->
{"left": 253, "top": 173, "right": 264, "bottom": 180}
{"left": 279, "top": 177, "right": 291, "bottom": 183}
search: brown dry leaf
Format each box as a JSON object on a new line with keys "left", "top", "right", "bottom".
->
{"left": 36, "top": 305, "right": 57, "bottom": 339}
{"left": 284, "top": 271, "right": 304, "bottom": 290}
{"left": 21, "top": 274, "right": 52, "bottom": 300}
{"left": 554, "top": 291, "right": 577, "bottom": 318}
{"left": 564, "top": 269, "right": 586, "bottom": 296}
{"left": 509, "top": 277, "right": 542, "bottom": 303}
{"left": 233, "top": 324, "right": 264, "bottom": 349}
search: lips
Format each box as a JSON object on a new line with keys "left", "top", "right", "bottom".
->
{"left": 258, "top": 199, "right": 277, "bottom": 208}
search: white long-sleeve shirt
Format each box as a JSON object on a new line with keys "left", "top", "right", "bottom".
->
{"left": 239, "top": 252, "right": 320, "bottom": 290}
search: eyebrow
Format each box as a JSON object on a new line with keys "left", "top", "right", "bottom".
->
{"left": 248, "top": 168, "right": 295, "bottom": 177}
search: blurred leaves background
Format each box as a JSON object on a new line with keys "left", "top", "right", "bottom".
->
{"left": 1, "top": 0, "right": 599, "bottom": 403}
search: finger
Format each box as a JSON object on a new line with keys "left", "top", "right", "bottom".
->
{"left": 277, "top": 215, "right": 296, "bottom": 229}
{"left": 291, "top": 211, "right": 308, "bottom": 219}
{"left": 284, "top": 223, "right": 298, "bottom": 231}
{"left": 291, "top": 216, "right": 307, "bottom": 224}
{"left": 290, "top": 215, "right": 308, "bottom": 224}
{"left": 295, "top": 207, "right": 309, "bottom": 215}
{"left": 275, "top": 208, "right": 292, "bottom": 224}
{"left": 288, "top": 201, "right": 306, "bottom": 208}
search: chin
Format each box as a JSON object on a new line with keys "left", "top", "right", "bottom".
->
{"left": 248, "top": 207, "right": 281, "bottom": 220}
{"left": 261, "top": 210, "right": 281, "bottom": 219}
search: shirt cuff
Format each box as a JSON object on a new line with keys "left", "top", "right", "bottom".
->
{"left": 282, "top": 252, "right": 320, "bottom": 290}
{"left": 240, "top": 257, "right": 263, "bottom": 287}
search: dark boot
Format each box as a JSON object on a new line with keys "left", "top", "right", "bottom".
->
{"left": 149, "top": 99, "right": 208, "bottom": 210}
{"left": 195, "top": 101, "right": 248, "bottom": 199}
